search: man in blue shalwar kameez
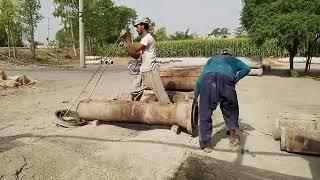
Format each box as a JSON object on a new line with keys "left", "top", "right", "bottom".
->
{"left": 194, "top": 50, "right": 251, "bottom": 153}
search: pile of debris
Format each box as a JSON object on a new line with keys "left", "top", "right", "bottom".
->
{"left": 0, "top": 71, "right": 36, "bottom": 88}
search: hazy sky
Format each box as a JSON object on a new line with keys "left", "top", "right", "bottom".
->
{"left": 35, "top": 0, "right": 62, "bottom": 43}
{"left": 35, "top": 0, "right": 243, "bottom": 43}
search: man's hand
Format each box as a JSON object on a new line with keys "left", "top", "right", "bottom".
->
{"left": 120, "top": 29, "right": 132, "bottom": 45}
{"left": 120, "top": 29, "right": 127, "bottom": 37}
{"left": 120, "top": 29, "right": 131, "bottom": 39}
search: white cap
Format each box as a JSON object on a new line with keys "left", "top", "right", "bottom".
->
{"left": 133, "top": 18, "right": 149, "bottom": 27}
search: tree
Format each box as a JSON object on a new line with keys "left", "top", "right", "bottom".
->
{"left": 54, "top": 0, "right": 136, "bottom": 53}
{"left": 85, "top": 1, "right": 136, "bottom": 50}
{"left": 304, "top": 33, "right": 320, "bottom": 73}
{"left": 208, "top": 27, "right": 230, "bottom": 38}
{"left": 19, "top": 0, "right": 42, "bottom": 59}
{"left": 53, "top": 0, "right": 79, "bottom": 56}
{"left": 154, "top": 27, "right": 168, "bottom": 41}
{"left": 234, "top": 26, "right": 246, "bottom": 38}
{"left": 241, "top": 0, "right": 320, "bottom": 71}
{"left": 170, "top": 29, "right": 196, "bottom": 40}
{"left": 0, "top": 27, "right": 6, "bottom": 47}
{"left": 55, "top": 28, "right": 73, "bottom": 48}
{"left": 0, "top": 0, "right": 22, "bottom": 59}
{"left": 302, "top": 4, "right": 320, "bottom": 73}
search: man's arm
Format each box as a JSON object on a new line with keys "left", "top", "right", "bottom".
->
{"left": 236, "top": 60, "right": 251, "bottom": 82}
{"left": 194, "top": 74, "right": 203, "bottom": 99}
{"left": 122, "top": 31, "right": 145, "bottom": 59}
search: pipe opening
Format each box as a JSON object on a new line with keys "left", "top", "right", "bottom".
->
{"left": 55, "top": 110, "right": 87, "bottom": 127}
{"left": 191, "top": 100, "right": 199, "bottom": 136}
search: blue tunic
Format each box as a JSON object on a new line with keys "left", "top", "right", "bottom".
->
{"left": 194, "top": 55, "right": 251, "bottom": 98}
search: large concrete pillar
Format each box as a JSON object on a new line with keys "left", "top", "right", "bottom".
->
{"left": 76, "top": 99, "right": 198, "bottom": 134}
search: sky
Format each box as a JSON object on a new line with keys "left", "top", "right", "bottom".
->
{"left": 35, "top": 0, "right": 243, "bottom": 44}
{"left": 35, "top": 0, "right": 62, "bottom": 44}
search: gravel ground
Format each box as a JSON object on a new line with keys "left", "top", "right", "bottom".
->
{"left": 0, "top": 61, "right": 320, "bottom": 180}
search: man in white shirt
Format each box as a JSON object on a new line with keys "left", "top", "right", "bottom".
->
{"left": 120, "top": 18, "right": 170, "bottom": 103}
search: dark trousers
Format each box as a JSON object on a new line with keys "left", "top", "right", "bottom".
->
{"left": 199, "top": 72, "right": 239, "bottom": 148}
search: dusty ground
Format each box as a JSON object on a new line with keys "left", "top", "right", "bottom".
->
{"left": 0, "top": 47, "right": 130, "bottom": 70}
{"left": 0, "top": 56, "right": 320, "bottom": 179}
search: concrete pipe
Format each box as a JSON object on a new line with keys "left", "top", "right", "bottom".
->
{"left": 157, "top": 56, "right": 263, "bottom": 69}
{"left": 273, "top": 119, "right": 318, "bottom": 141}
{"left": 140, "top": 91, "right": 194, "bottom": 103}
{"left": 249, "top": 68, "right": 263, "bottom": 76}
{"left": 85, "top": 59, "right": 113, "bottom": 65}
{"left": 152, "top": 67, "right": 263, "bottom": 91}
{"left": 144, "top": 67, "right": 199, "bottom": 91}
{"left": 280, "top": 127, "right": 320, "bottom": 155}
{"left": 160, "top": 76, "right": 199, "bottom": 91}
{"left": 76, "top": 99, "right": 198, "bottom": 134}
{"left": 159, "top": 67, "right": 263, "bottom": 77}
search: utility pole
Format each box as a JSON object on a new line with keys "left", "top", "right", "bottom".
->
{"left": 79, "top": 0, "right": 85, "bottom": 68}
{"left": 46, "top": 17, "right": 51, "bottom": 47}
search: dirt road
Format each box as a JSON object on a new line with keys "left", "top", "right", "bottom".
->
{"left": 0, "top": 64, "right": 320, "bottom": 180}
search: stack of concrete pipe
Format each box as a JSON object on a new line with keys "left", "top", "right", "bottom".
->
{"left": 273, "top": 116, "right": 320, "bottom": 155}
{"left": 75, "top": 57, "right": 262, "bottom": 135}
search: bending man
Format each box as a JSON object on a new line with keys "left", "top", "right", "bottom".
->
{"left": 194, "top": 50, "right": 251, "bottom": 153}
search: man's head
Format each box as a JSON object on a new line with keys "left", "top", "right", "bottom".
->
{"left": 220, "top": 49, "right": 234, "bottom": 56}
{"left": 133, "top": 18, "right": 149, "bottom": 35}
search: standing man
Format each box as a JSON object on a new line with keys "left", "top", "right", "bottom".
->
{"left": 194, "top": 49, "right": 251, "bottom": 153}
{"left": 120, "top": 18, "right": 170, "bottom": 103}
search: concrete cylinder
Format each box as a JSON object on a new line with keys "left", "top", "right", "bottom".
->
{"left": 140, "top": 91, "right": 194, "bottom": 103}
{"left": 159, "top": 67, "right": 263, "bottom": 77}
{"left": 280, "top": 127, "right": 320, "bottom": 155}
{"left": 153, "top": 67, "right": 263, "bottom": 91}
{"left": 76, "top": 99, "right": 196, "bottom": 134}
{"left": 273, "top": 119, "right": 318, "bottom": 141}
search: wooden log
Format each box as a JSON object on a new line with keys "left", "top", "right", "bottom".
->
{"left": 280, "top": 127, "right": 320, "bottom": 155}
{"left": 76, "top": 99, "right": 196, "bottom": 134}
{"left": 0, "top": 71, "right": 7, "bottom": 80}
{"left": 273, "top": 119, "right": 318, "bottom": 141}
{"left": 0, "top": 79, "right": 20, "bottom": 88}
{"left": 9, "top": 75, "right": 33, "bottom": 85}
{"left": 0, "top": 80, "right": 5, "bottom": 87}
